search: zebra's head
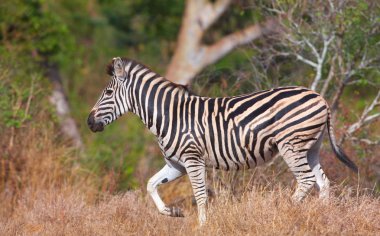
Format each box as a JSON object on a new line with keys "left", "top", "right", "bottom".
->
{"left": 87, "top": 57, "right": 130, "bottom": 132}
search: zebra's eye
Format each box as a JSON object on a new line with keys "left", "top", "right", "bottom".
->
{"left": 105, "top": 89, "right": 113, "bottom": 96}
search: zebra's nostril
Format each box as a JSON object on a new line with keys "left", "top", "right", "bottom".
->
{"left": 87, "top": 110, "right": 96, "bottom": 127}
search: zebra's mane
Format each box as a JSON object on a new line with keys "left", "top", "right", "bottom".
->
{"left": 106, "top": 57, "right": 193, "bottom": 95}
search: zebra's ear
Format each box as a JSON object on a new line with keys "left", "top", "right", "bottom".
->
{"left": 113, "top": 57, "right": 126, "bottom": 78}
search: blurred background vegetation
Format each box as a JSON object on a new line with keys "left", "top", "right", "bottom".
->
{"left": 0, "top": 0, "right": 379, "bottom": 210}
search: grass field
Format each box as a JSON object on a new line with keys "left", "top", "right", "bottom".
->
{"left": 1, "top": 186, "right": 379, "bottom": 235}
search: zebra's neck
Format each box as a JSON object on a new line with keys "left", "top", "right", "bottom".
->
{"left": 125, "top": 64, "right": 193, "bottom": 139}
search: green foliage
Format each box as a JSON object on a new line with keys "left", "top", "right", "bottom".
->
{"left": 0, "top": 54, "right": 50, "bottom": 132}
{"left": 337, "top": 1, "right": 379, "bottom": 62}
{"left": 99, "top": 0, "right": 184, "bottom": 45}
{"left": 0, "top": 0, "right": 76, "bottom": 65}
{"left": 0, "top": 0, "right": 78, "bottom": 131}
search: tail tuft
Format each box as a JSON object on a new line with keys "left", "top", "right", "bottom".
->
{"left": 330, "top": 145, "right": 359, "bottom": 173}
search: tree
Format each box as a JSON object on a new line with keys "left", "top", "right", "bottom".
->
{"left": 252, "top": 0, "right": 380, "bottom": 145}
{"left": 165, "top": 0, "right": 280, "bottom": 85}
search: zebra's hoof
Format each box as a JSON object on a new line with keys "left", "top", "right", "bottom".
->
{"left": 169, "top": 207, "right": 184, "bottom": 217}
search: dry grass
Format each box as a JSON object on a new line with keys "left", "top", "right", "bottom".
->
{"left": 1, "top": 187, "right": 379, "bottom": 235}
{"left": 1, "top": 125, "right": 379, "bottom": 235}
{"left": 1, "top": 126, "right": 379, "bottom": 235}
{"left": 0, "top": 124, "right": 97, "bottom": 211}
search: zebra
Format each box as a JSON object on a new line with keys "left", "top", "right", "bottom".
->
{"left": 87, "top": 57, "right": 358, "bottom": 225}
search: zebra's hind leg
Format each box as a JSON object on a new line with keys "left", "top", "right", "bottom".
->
{"left": 147, "top": 164, "right": 186, "bottom": 217}
{"left": 307, "top": 132, "right": 330, "bottom": 200}
{"left": 184, "top": 158, "right": 207, "bottom": 226}
{"left": 278, "top": 143, "right": 316, "bottom": 202}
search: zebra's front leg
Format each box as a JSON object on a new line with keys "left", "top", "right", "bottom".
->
{"left": 147, "top": 164, "right": 185, "bottom": 217}
{"left": 184, "top": 158, "right": 207, "bottom": 225}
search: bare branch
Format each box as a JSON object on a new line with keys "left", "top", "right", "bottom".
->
{"left": 277, "top": 7, "right": 336, "bottom": 92}
{"left": 362, "top": 91, "right": 380, "bottom": 117}
{"left": 294, "top": 53, "right": 318, "bottom": 68}
{"left": 284, "top": 33, "right": 304, "bottom": 46}
{"left": 310, "top": 35, "right": 334, "bottom": 90}
{"left": 199, "top": 0, "right": 231, "bottom": 30}
{"left": 304, "top": 38, "right": 320, "bottom": 60}
{"left": 328, "top": 0, "right": 335, "bottom": 12}
{"left": 359, "top": 55, "right": 380, "bottom": 70}
{"left": 363, "top": 112, "right": 380, "bottom": 124}
{"left": 203, "top": 19, "right": 278, "bottom": 66}
{"left": 320, "top": 54, "right": 336, "bottom": 97}
{"left": 350, "top": 137, "right": 380, "bottom": 146}
{"left": 311, "top": 64, "right": 322, "bottom": 91}
{"left": 321, "top": 35, "right": 335, "bottom": 62}
{"left": 340, "top": 90, "right": 380, "bottom": 144}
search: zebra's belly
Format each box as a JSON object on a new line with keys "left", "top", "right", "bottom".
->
{"left": 204, "top": 147, "right": 278, "bottom": 171}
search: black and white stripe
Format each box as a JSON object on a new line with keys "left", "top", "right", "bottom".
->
{"left": 88, "top": 57, "right": 358, "bottom": 225}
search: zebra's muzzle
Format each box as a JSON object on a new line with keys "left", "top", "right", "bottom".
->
{"left": 87, "top": 111, "right": 104, "bottom": 132}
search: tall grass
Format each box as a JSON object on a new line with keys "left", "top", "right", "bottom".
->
{"left": 1, "top": 120, "right": 379, "bottom": 235}
{"left": 1, "top": 107, "right": 379, "bottom": 235}
{"left": 0, "top": 111, "right": 98, "bottom": 214}
{"left": 1, "top": 186, "right": 379, "bottom": 235}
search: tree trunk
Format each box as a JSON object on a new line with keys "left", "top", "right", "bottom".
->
{"left": 45, "top": 63, "right": 83, "bottom": 150}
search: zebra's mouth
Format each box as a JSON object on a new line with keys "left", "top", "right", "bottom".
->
{"left": 89, "top": 122, "right": 104, "bottom": 132}
{"left": 87, "top": 111, "right": 105, "bottom": 132}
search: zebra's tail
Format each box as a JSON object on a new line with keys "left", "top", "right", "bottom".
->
{"left": 326, "top": 108, "right": 358, "bottom": 173}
